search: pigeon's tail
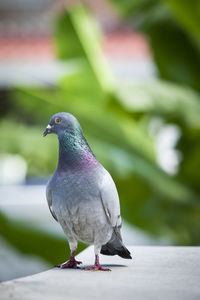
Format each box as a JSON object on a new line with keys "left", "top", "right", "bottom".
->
{"left": 100, "top": 228, "right": 132, "bottom": 259}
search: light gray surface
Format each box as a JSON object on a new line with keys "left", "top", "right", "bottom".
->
{"left": 0, "top": 238, "right": 50, "bottom": 282}
{"left": 0, "top": 246, "right": 200, "bottom": 300}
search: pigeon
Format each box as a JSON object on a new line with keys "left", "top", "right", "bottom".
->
{"left": 43, "top": 112, "right": 132, "bottom": 271}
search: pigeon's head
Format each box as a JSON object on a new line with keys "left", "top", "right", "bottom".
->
{"left": 43, "top": 112, "right": 80, "bottom": 137}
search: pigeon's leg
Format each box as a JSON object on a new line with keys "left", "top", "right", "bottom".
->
{"left": 85, "top": 245, "right": 111, "bottom": 271}
{"left": 56, "top": 240, "right": 82, "bottom": 269}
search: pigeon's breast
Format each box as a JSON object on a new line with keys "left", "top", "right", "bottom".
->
{"left": 49, "top": 167, "right": 112, "bottom": 245}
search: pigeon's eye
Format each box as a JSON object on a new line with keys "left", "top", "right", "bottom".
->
{"left": 55, "top": 117, "right": 61, "bottom": 124}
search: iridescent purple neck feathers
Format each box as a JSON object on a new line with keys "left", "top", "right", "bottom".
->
{"left": 57, "top": 127, "right": 99, "bottom": 172}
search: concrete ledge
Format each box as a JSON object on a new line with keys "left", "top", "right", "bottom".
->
{"left": 1, "top": 246, "right": 200, "bottom": 300}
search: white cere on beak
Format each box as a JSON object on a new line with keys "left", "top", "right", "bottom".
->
{"left": 46, "top": 124, "right": 52, "bottom": 129}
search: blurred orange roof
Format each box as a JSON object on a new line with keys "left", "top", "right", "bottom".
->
{"left": 0, "top": 32, "right": 150, "bottom": 63}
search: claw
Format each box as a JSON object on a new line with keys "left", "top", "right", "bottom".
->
{"left": 56, "top": 249, "right": 82, "bottom": 269}
{"left": 56, "top": 259, "right": 82, "bottom": 269}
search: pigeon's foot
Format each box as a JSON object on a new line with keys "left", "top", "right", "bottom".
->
{"left": 56, "top": 257, "right": 82, "bottom": 269}
{"left": 84, "top": 254, "right": 111, "bottom": 271}
{"left": 84, "top": 265, "right": 111, "bottom": 271}
{"left": 56, "top": 249, "right": 82, "bottom": 269}
{"left": 56, "top": 251, "right": 82, "bottom": 269}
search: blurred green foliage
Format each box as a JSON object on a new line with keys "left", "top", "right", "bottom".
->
{"left": 110, "top": 0, "right": 200, "bottom": 91}
{"left": 1, "top": 2, "right": 200, "bottom": 266}
{"left": 108, "top": 0, "right": 200, "bottom": 243}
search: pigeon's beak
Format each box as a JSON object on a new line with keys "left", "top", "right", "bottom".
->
{"left": 43, "top": 124, "right": 52, "bottom": 137}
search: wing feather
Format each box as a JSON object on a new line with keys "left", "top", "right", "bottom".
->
{"left": 46, "top": 184, "right": 58, "bottom": 221}
{"left": 100, "top": 170, "right": 121, "bottom": 228}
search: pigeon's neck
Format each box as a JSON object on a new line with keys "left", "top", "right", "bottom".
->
{"left": 57, "top": 128, "right": 98, "bottom": 172}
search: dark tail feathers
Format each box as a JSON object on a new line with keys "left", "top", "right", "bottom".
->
{"left": 100, "top": 228, "right": 132, "bottom": 259}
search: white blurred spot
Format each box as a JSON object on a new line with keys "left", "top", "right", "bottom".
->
{"left": 149, "top": 119, "right": 182, "bottom": 175}
{"left": 0, "top": 154, "right": 27, "bottom": 185}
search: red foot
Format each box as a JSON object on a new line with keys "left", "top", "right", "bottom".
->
{"left": 84, "top": 254, "right": 111, "bottom": 271}
{"left": 56, "top": 259, "right": 82, "bottom": 269}
{"left": 84, "top": 264, "right": 111, "bottom": 271}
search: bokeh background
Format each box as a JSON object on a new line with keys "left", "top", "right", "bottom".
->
{"left": 1, "top": 0, "right": 200, "bottom": 281}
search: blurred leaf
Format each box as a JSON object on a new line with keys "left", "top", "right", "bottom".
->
{"left": 115, "top": 80, "right": 200, "bottom": 128}
{"left": 59, "top": 64, "right": 105, "bottom": 103}
{"left": 53, "top": 4, "right": 114, "bottom": 93}
{"left": 110, "top": 0, "right": 200, "bottom": 91}
{"left": 162, "top": 0, "right": 200, "bottom": 47}
{"left": 148, "top": 21, "right": 200, "bottom": 91}
{"left": 110, "top": 0, "right": 171, "bottom": 29}
{"left": 177, "top": 127, "right": 200, "bottom": 194}
{"left": 110, "top": 0, "right": 158, "bottom": 17}
{"left": 0, "top": 119, "right": 57, "bottom": 177}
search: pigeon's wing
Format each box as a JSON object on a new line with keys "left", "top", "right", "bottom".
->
{"left": 46, "top": 184, "right": 58, "bottom": 221}
{"left": 100, "top": 170, "right": 121, "bottom": 228}
{"left": 100, "top": 171, "right": 132, "bottom": 259}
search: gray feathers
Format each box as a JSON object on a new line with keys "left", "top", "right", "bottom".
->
{"left": 46, "top": 187, "right": 58, "bottom": 221}
{"left": 100, "top": 171, "right": 121, "bottom": 228}
{"left": 101, "top": 227, "right": 132, "bottom": 259}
